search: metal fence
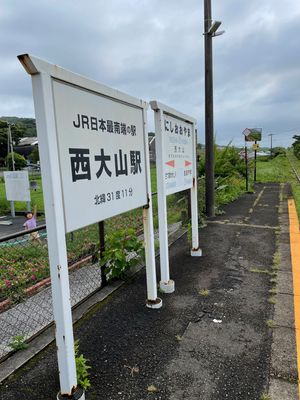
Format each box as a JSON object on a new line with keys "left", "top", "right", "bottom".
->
{"left": 0, "top": 189, "right": 191, "bottom": 361}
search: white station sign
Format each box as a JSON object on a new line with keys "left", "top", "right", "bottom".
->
{"left": 4, "top": 171, "right": 31, "bottom": 202}
{"left": 151, "top": 102, "right": 196, "bottom": 196}
{"left": 52, "top": 80, "right": 148, "bottom": 233}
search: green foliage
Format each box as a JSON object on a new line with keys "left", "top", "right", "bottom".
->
{"left": 28, "top": 146, "right": 40, "bottom": 163}
{"left": 74, "top": 340, "right": 91, "bottom": 390}
{"left": 101, "top": 228, "right": 143, "bottom": 281}
{"left": 256, "top": 151, "right": 300, "bottom": 219}
{"left": 0, "top": 120, "right": 27, "bottom": 161}
{"left": 272, "top": 147, "right": 286, "bottom": 157}
{"left": 199, "top": 144, "right": 246, "bottom": 178}
{"left": 9, "top": 335, "right": 29, "bottom": 351}
{"left": 0, "top": 241, "right": 49, "bottom": 302}
{"left": 292, "top": 135, "right": 300, "bottom": 160}
{"left": 6, "top": 152, "right": 27, "bottom": 170}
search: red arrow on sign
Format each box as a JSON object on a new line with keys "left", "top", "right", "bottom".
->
{"left": 165, "top": 160, "right": 175, "bottom": 167}
{"left": 185, "top": 160, "right": 192, "bottom": 167}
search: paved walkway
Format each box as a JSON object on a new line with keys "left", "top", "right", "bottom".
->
{"left": 0, "top": 183, "right": 298, "bottom": 400}
{"left": 0, "top": 216, "right": 45, "bottom": 238}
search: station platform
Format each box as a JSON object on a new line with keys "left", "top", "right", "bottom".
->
{"left": 0, "top": 183, "right": 299, "bottom": 400}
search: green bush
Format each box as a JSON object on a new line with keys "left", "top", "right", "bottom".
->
{"left": 74, "top": 340, "right": 91, "bottom": 390}
{"left": 272, "top": 147, "right": 286, "bottom": 157}
{"left": 29, "top": 147, "right": 40, "bottom": 163}
{"left": 198, "top": 144, "right": 246, "bottom": 178}
{"left": 6, "top": 152, "right": 27, "bottom": 170}
{"left": 100, "top": 228, "right": 143, "bottom": 281}
{"left": 292, "top": 135, "right": 300, "bottom": 160}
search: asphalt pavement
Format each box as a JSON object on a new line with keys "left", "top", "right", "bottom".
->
{"left": 0, "top": 183, "right": 298, "bottom": 400}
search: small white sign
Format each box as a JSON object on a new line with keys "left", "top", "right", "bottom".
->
{"left": 150, "top": 102, "right": 196, "bottom": 196}
{"left": 4, "top": 171, "right": 31, "bottom": 202}
{"left": 163, "top": 114, "right": 194, "bottom": 195}
{"left": 52, "top": 80, "right": 148, "bottom": 233}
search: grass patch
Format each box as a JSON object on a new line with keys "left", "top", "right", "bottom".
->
{"left": 250, "top": 268, "right": 272, "bottom": 275}
{"left": 257, "top": 152, "right": 300, "bottom": 219}
{"left": 198, "top": 288, "right": 210, "bottom": 297}
{"left": 266, "top": 319, "right": 275, "bottom": 328}
{"left": 273, "top": 252, "right": 281, "bottom": 269}
{"left": 268, "top": 297, "right": 276, "bottom": 304}
{"left": 260, "top": 393, "right": 271, "bottom": 400}
{"left": 269, "top": 288, "right": 277, "bottom": 295}
{"left": 175, "top": 335, "right": 183, "bottom": 342}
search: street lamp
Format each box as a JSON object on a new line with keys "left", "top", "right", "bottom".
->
{"left": 204, "top": 1, "right": 225, "bottom": 217}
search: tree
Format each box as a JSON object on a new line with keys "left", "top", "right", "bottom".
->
{"left": 6, "top": 152, "right": 27, "bottom": 170}
{"left": 0, "top": 119, "right": 26, "bottom": 160}
{"left": 292, "top": 135, "right": 300, "bottom": 160}
{"left": 29, "top": 147, "right": 40, "bottom": 163}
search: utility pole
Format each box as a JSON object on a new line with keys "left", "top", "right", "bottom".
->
{"left": 268, "top": 133, "right": 274, "bottom": 158}
{"left": 7, "top": 123, "right": 15, "bottom": 171}
{"left": 204, "top": 0, "right": 224, "bottom": 217}
{"left": 204, "top": 0, "right": 214, "bottom": 217}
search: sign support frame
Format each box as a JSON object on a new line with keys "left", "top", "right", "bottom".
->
{"left": 151, "top": 101, "right": 202, "bottom": 294}
{"left": 19, "top": 53, "right": 162, "bottom": 397}
{"left": 30, "top": 70, "right": 78, "bottom": 397}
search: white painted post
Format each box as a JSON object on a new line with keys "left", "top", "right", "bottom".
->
{"left": 10, "top": 201, "right": 15, "bottom": 218}
{"left": 30, "top": 72, "right": 78, "bottom": 396}
{"left": 26, "top": 202, "right": 31, "bottom": 213}
{"left": 190, "top": 127, "right": 202, "bottom": 257}
{"left": 153, "top": 109, "right": 175, "bottom": 293}
{"left": 142, "top": 107, "right": 162, "bottom": 309}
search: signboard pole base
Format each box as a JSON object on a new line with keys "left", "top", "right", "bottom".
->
{"left": 57, "top": 388, "right": 85, "bottom": 400}
{"left": 143, "top": 205, "right": 162, "bottom": 309}
{"left": 159, "top": 279, "right": 175, "bottom": 293}
{"left": 191, "top": 248, "right": 202, "bottom": 257}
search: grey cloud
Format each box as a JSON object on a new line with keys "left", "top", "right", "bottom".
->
{"left": 0, "top": 0, "right": 299, "bottom": 147}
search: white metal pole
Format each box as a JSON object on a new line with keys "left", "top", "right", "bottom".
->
{"left": 10, "top": 201, "right": 15, "bottom": 218}
{"left": 190, "top": 127, "right": 202, "bottom": 257}
{"left": 31, "top": 72, "right": 77, "bottom": 396}
{"left": 142, "top": 107, "right": 162, "bottom": 309}
{"left": 154, "top": 109, "right": 174, "bottom": 293}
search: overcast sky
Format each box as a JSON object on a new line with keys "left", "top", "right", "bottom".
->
{"left": 1, "top": 0, "right": 299, "bottom": 148}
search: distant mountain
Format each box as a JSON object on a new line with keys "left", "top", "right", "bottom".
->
{"left": 0, "top": 116, "right": 36, "bottom": 137}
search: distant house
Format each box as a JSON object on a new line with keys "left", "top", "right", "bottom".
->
{"left": 14, "top": 137, "right": 38, "bottom": 159}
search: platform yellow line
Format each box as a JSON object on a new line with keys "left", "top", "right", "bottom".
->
{"left": 288, "top": 199, "right": 300, "bottom": 398}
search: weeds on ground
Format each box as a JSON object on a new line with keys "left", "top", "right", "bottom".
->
{"left": 147, "top": 384, "right": 158, "bottom": 393}
{"left": 198, "top": 289, "right": 210, "bottom": 296}
{"left": 266, "top": 320, "right": 275, "bottom": 328}
{"left": 9, "top": 335, "right": 29, "bottom": 351}
{"left": 268, "top": 297, "right": 276, "bottom": 305}
{"left": 273, "top": 252, "right": 281, "bottom": 269}
{"left": 269, "top": 288, "right": 277, "bottom": 295}
{"left": 260, "top": 393, "right": 271, "bottom": 400}
{"left": 74, "top": 340, "right": 91, "bottom": 390}
{"left": 250, "top": 268, "right": 270, "bottom": 274}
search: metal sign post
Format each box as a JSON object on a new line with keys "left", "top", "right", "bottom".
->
{"left": 243, "top": 128, "right": 262, "bottom": 191}
{"left": 19, "top": 54, "right": 161, "bottom": 398}
{"left": 150, "top": 101, "right": 202, "bottom": 294}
